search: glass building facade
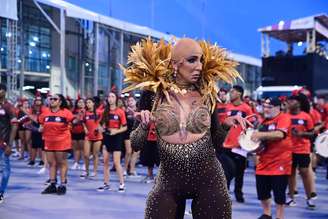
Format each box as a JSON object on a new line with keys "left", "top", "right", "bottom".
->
{"left": 0, "top": 0, "right": 261, "bottom": 98}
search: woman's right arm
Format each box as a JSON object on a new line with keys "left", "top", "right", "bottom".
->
{"left": 130, "top": 110, "right": 151, "bottom": 152}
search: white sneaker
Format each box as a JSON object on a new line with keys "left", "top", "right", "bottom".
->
{"left": 71, "top": 162, "right": 79, "bottom": 170}
{"left": 81, "top": 165, "right": 86, "bottom": 171}
{"left": 89, "top": 172, "right": 97, "bottom": 179}
{"left": 286, "top": 198, "right": 297, "bottom": 207}
{"left": 118, "top": 184, "right": 125, "bottom": 192}
{"left": 128, "top": 171, "right": 139, "bottom": 177}
{"left": 144, "top": 176, "right": 154, "bottom": 184}
{"left": 123, "top": 171, "right": 127, "bottom": 177}
{"left": 38, "top": 166, "right": 47, "bottom": 175}
{"left": 306, "top": 198, "right": 316, "bottom": 210}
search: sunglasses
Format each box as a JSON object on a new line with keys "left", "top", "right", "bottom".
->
{"left": 50, "top": 97, "right": 59, "bottom": 101}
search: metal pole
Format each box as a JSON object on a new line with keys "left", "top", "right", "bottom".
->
{"left": 261, "top": 33, "right": 265, "bottom": 57}
{"left": 306, "top": 31, "right": 310, "bottom": 53}
{"left": 119, "top": 30, "right": 124, "bottom": 93}
{"left": 94, "top": 23, "right": 99, "bottom": 96}
{"left": 60, "top": 8, "right": 66, "bottom": 95}
{"left": 265, "top": 34, "right": 270, "bottom": 57}
{"left": 311, "top": 28, "right": 316, "bottom": 53}
{"left": 19, "top": 0, "right": 24, "bottom": 97}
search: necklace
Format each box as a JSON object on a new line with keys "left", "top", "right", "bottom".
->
{"left": 174, "top": 83, "right": 196, "bottom": 95}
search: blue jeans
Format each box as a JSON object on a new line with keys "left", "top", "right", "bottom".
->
{"left": 0, "top": 148, "right": 11, "bottom": 194}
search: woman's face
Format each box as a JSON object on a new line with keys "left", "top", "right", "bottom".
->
{"left": 86, "top": 99, "right": 94, "bottom": 110}
{"left": 108, "top": 92, "right": 117, "bottom": 106}
{"left": 77, "top": 99, "right": 85, "bottom": 109}
{"left": 287, "top": 99, "right": 299, "bottom": 111}
{"left": 127, "top": 97, "right": 136, "bottom": 108}
{"left": 175, "top": 54, "right": 202, "bottom": 84}
{"left": 49, "top": 95, "right": 60, "bottom": 108}
{"left": 34, "top": 98, "right": 42, "bottom": 106}
{"left": 22, "top": 101, "right": 29, "bottom": 108}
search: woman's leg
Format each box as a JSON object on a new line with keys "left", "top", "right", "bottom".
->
{"left": 92, "top": 141, "right": 101, "bottom": 176}
{"left": 124, "top": 139, "right": 132, "bottom": 173}
{"left": 18, "top": 131, "right": 25, "bottom": 159}
{"left": 83, "top": 140, "right": 91, "bottom": 175}
{"left": 77, "top": 139, "right": 84, "bottom": 164}
{"left": 103, "top": 148, "right": 110, "bottom": 184}
{"left": 145, "top": 189, "right": 185, "bottom": 219}
{"left": 129, "top": 151, "right": 140, "bottom": 174}
{"left": 46, "top": 152, "right": 56, "bottom": 182}
{"left": 113, "top": 151, "right": 124, "bottom": 185}
{"left": 55, "top": 151, "right": 68, "bottom": 185}
{"left": 25, "top": 130, "right": 32, "bottom": 159}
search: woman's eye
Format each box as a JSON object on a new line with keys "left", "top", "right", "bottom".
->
{"left": 187, "top": 58, "right": 197, "bottom": 63}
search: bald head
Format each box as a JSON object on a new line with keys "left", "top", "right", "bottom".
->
{"left": 171, "top": 38, "right": 203, "bottom": 63}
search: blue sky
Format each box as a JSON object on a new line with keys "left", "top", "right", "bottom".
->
{"left": 66, "top": 0, "right": 328, "bottom": 58}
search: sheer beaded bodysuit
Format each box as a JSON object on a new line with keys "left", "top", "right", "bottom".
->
{"left": 131, "top": 94, "right": 231, "bottom": 219}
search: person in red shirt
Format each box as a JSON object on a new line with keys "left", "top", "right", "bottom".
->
{"left": 250, "top": 97, "right": 292, "bottom": 219}
{"left": 39, "top": 94, "right": 75, "bottom": 195}
{"left": 98, "top": 92, "right": 127, "bottom": 192}
{"left": 81, "top": 98, "right": 103, "bottom": 179}
{"left": 286, "top": 94, "right": 316, "bottom": 209}
{"left": 122, "top": 95, "right": 138, "bottom": 176}
{"left": 222, "top": 85, "right": 253, "bottom": 203}
{"left": 26, "top": 95, "right": 47, "bottom": 169}
{"left": 70, "top": 98, "right": 85, "bottom": 170}
{"left": 216, "top": 88, "right": 228, "bottom": 124}
{"left": 17, "top": 98, "right": 32, "bottom": 161}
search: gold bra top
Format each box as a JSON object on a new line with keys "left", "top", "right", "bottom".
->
{"left": 153, "top": 103, "right": 211, "bottom": 136}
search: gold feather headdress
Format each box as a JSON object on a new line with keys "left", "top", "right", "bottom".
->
{"left": 121, "top": 37, "right": 241, "bottom": 112}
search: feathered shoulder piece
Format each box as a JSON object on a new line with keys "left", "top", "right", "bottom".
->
{"left": 121, "top": 37, "right": 241, "bottom": 112}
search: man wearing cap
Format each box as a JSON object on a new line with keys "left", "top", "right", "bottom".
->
{"left": 0, "top": 83, "right": 18, "bottom": 203}
{"left": 222, "top": 85, "right": 253, "bottom": 203}
{"left": 250, "top": 97, "right": 292, "bottom": 219}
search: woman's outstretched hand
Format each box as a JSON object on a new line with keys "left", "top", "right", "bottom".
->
{"left": 134, "top": 110, "right": 155, "bottom": 129}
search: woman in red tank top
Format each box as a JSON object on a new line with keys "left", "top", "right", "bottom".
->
{"left": 71, "top": 98, "right": 85, "bottom": 170}
{"left": 80, "top": 98, "right": 103, "bottom": 179}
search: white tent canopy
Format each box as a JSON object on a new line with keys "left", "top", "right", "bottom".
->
{"left": 0, "top": 0, "right": 18, "bottom": 20}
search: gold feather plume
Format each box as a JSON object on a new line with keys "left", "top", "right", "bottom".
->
{"left": 198, "top": 41, "right": 242, "bottom": 112}
{"left": 121, "top": 37, "right": 173, "bottom": 101}
{"left": 121, "top": 37, "right": 242, "bottom": 112}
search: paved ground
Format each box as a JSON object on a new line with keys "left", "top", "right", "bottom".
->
{"left": 0, "top": 157, "right": 328, "bottom": 219}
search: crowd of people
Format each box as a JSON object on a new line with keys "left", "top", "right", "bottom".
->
{"left": 0, "top": 39, "right": 328, "bottom": 219}
{"left": 0, "top": 81, "right": 328, "bottom": 218}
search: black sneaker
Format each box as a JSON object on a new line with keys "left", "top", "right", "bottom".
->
{"left": 258, "top": 214, "right": 272, "bottom": 219}
{"left": 44, "top": 178, "right": 57, "bottom": 186}
{"left": 41, "top": 184, "right": 57, "bottom": 194}
{"left": 0, "top": 193, "right": 4, "bottom": 204}
{"left": 57, "top": 185, "right": 66, "bottom": 195}
{"left": 310, "top": 192, "right": 317, "bottom": 200}
{"left": 235, "top": 193, "right": 245, "bottom": 203}
{"left": 97, "top": 183, "right": 112, "bottom": 192}
{"left": 27, "top": 160, "right": 35, "bottom": 167}
{"left": 38, "top": 160, "right": 44, "bottom": 167}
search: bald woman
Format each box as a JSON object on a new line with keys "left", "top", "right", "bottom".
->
{"left": 131, "top": 38, "right": 231, "bottom": 219}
